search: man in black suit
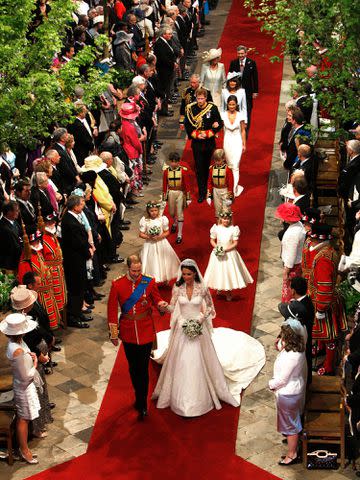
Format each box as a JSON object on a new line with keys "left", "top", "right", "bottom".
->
{"left": 153, "top": 26, "right": 177, "bottom": 116}
{"left": 291, "top": 144, "right": 316, "bottom": 194}
{"left": 45, "top": 149, "right": 66, "bottom": 196}
{"left": 339, "top": 139, "right": 360, "bottom": 247}
{"left": 292, "top": 176, "right": 310, "bottom": 214}
{"left": 279, "top": 277, "right": 315, "bottom": 385}
{"left": 283, "top": 107, "right": 311, "bottom": 170}
{"left": 229, "top": 45, "right": 258, "bottom": 133}
{"left": 30, "top": 172, "right": 54, "bottom": 217}
{"left": 14, "top": 179, "right": 37, "bottom": 228}
{"left": 0, "top": 201, "right": 22, "bottom": 273}
{"left": 67, "top": 105, "right": 95, "bottom": 166}
{"left": 52, "top": 128, "right": 80, "bottom": 194}
{"left": 60, "top": 195, "right": 91, "bottom": 328}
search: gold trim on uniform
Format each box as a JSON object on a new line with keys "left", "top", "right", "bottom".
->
{"left": 185, "top": 101, "right": 214, "bottom": 130}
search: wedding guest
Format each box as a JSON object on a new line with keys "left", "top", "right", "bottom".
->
{"left": 0, "top": 201, "right": 22, "bottom": 274}
{"left": 0, "top": 313, "right": 41, "bottom": 464}
{"left": 220, "top": 72, "right": 247, "bottom": 119}
{"left": 139, "top": 201, "right": 180, "bottom": 283}
{"left": 269, "top": 321, "right": 307, "bottom": 466}
{"left": 275, "top": 203, "right": 306, "bottom": 302}
{"left": 200, "top": 48, "right": 225, "bottom": 109}
{"left": 14, "top": 179, "right": 37, "bottom": 229}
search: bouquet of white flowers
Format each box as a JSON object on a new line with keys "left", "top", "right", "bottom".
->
{"left": 182, "top": 319, "right": 203, "bottom": 339}
{"left": 148, "top": 225, "right": 161, "bottom": 236}
{"left": 214, "top": 245, "right": 225, "bottom": 257}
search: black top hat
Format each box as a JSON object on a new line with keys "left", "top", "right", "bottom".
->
{"left": 278, "top": 300, "right": 307, "bottom": 321}
{"left": 26, "top": 225, "right": 42, "bottom": 242}
{"left": 44, "top": 211, "right": 58, "bottom": 223}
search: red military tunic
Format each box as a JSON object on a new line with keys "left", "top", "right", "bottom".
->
{"left": 107, "top": 273, "right": 163, "bottom": 344}
{"left": 308, "top": 243, "right": 347, "bottom": 340}
{"left": 42, "top": 232, "right": 67, "bottom": 312}
{"left": 162, "top": 164, "right": 191, "bottom": 201}
{"left": 301, "top": 236, "right": 314, "bottom": 282}
{"left": 207, "top": 163, "right": 234, "bottom": 199}
{"left": 18, "top": 250, "right": 60, "bottom": 330}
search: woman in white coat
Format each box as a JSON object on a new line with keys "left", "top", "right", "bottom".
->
{"left": 220, "top": 72, "right": 247, "bottom": 119}
{"left": 200, "top": 48, "right": 226, "bottom": 109}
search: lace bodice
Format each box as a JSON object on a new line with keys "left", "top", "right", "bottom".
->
{"left": 169, "top": 283, "right": 215, "bottom": 326}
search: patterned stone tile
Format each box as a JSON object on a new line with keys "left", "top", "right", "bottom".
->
{"left": 56, "top": 379, "right": 86, "bottom": 394}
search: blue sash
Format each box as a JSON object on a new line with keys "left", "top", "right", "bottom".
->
{"left": 122, "top": 276, "right": 152, "bottom": 315}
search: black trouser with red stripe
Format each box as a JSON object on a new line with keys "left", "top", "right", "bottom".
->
{"left": 123, "top": 342, "right": 153, "bottom": 411}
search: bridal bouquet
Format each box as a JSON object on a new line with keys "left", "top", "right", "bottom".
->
{"left": 148, "top": 226, "right": 161, "bottom": 236}
{"left": 214, "top": 246, "right": 225, "bottom": 257}
{"left": 182, "top": 319, "right": 203, "bottom": 339}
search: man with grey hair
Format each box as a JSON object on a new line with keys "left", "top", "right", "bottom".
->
{"left": 153, "top": 26, "right": 177, "bottom": 116}
{"left": 52, "top": 128, "right": 80, "bottom": 193}
{"left": 229, "top": 45, "right": 259, "bottom": 134}
{"left": 339, "top": 139, "right": 360, "bottom": 244}
{"left": 179, "top": 74, "right": 212, "bottom": 129}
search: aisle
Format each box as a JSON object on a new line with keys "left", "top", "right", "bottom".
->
{"left": 28, "top": 1, "right": 282, "bottom": 478}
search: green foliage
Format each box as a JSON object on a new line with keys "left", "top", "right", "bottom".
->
{"left": 0, "top": 272, "right": 16, "bottom": 312}
{"left": 244, "top": 0, "right": 360, "bottom": 135}
{"left": 0, "top": 0, "right": 114, "bottom": 151}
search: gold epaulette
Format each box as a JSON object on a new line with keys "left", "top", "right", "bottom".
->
{"left": 186, "top": 101, "right": 197, "bottom": 111}
{"left": 113, "top": 274, "right": 125, "bottom": 283}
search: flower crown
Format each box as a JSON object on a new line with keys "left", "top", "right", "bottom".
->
{"left": 146, "top": 201, "right": 161, "bottom": 209}
{"left": 219, "top": 210, "right": 233, "bottom": 218}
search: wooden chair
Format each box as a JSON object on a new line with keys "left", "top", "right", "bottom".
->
{"left": 0, "top": 409, "right": 16, "bottom": 465}
{"left": 302, "top": 398, "right": 346, "bottom": 468}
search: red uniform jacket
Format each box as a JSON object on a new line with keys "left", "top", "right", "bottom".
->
{"left": 162, "top": 164, "right": 191, "bottom": 201}
{"left": 207, "top": 163, "right": 234, "bottom": 198}
{"left": 107, "top": 274, "right": 163, "bottom": 344}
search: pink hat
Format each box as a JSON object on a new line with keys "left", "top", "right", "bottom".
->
{"left": 275, "top": 203, "right": 302, "bottom": 222}
{"left": 119, "top": 103, "right": 140, "bottom": 120}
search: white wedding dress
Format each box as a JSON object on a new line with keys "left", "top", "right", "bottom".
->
{"left": 152, "top": 283, "right": 265, "bottom": 416}
{"left": 221, "top": 111, "right": 247, "bottom": 197}
{"left": 139, "top": 216, "right": 180, "bottom": 282}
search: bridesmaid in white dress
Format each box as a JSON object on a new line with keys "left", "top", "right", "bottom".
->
{"left": 204, "top": 210, "right": 253, "bottom": 301}
{"left": 152, "top": 259, "right": 265, "bottom": 416}
{"left": 220, "top": 72, "right": 248, "bottom": 119}
{"left": 200, "top": 48, "right": 226, "bottom": 109}
{"left": 1, "top": 313, "right": 41, "bottom": 464}
{"left": 221, "top": 95, "right": 247, "bottom": 197}
{"left": 139, "top": 201, "right": 180, "bottom": 283}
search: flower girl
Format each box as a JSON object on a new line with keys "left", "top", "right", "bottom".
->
{"left": 204, "top": 210, "right": 253, "bottom": 300}
{"left": 139, "top": 201, "right": 180, "bottom": 283}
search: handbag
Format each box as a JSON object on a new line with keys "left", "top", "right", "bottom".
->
{"left": 306, "top": 450, "right": 338, "bottom": 470}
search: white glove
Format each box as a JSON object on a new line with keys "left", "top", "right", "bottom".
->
{"left": 186, "top": 200, "right": 192, "bottom": 206}
{"left": 315, "top": 311, "right": 326, "bottom": 320}
{"left": 206, "top": 198, "right": 212, "bottom": 206}
{"left": 337, "top": 254, "right": 347, "bottom": 273}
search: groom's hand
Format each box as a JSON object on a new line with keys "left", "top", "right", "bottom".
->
{"left": 158, "top": 301, "right": 168, "bottom": 312}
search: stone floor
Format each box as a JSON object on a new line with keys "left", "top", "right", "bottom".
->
{"left": 0, "top": 2, "right": 357, "bottom": 479}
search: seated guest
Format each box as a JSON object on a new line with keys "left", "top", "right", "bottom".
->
{"left": 0, "top": 200, "right": 22, "bottom": 274}
{"left": 14, "top": 179, "right": 37, "bottom": 229}
{"left": 10, "top": 286, "right": 54, "bottom": 438}
{"left": 269, "top": 321, "right": 307, "bottom": 466}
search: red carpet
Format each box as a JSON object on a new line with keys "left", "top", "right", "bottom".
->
{"left": 28, "top": 1, "right": 282, "bottom": 478}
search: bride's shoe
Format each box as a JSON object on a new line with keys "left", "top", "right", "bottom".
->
{"left": 19, "top": 450, "right": 39, "bottom": 464}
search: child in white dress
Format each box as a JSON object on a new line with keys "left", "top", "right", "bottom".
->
{"left": 204, "top": 210, "right": 253, "bottom": 300}
{"left": 139, "top": 201, "right": 180, "bottom": 283}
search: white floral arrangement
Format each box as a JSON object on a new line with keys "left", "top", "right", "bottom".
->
{"left": 148, "top": 225, "right": 161, "bottom": 236}
{"left": 214, "top": 245, "right": 225, "bottom": 257}
{"left": 182, "top": 319, "right": 203, "bottom": 339}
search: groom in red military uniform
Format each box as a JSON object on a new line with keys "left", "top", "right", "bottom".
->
{"left": 107, "top": 254, "right": 168, "bottom": 420}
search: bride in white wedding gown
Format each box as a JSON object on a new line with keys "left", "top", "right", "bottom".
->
{"left": 152, "top": 259, "right": 265, "bottom": 417}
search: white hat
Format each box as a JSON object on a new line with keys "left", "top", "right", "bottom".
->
{"left": 202, "top": 48, "right": 222, "bottom": 63}
{"left": 93, "top": 15, "right": 104, "bottom": 25}
{"left": 226, "top": 71, "right": 241, "bottom": 81}
{"left": 0, "top": 313, "right": 38, "bottom": 336}
{"left": 11, "top": 285, "right": 38, "bottom": 311}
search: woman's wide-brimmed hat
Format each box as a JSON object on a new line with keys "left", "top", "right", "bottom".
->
{"left": 139, "top": 2, "right": 153, "bottom": 17}
{"left": 202, "top": 48, "right": 222, "bottom": 63}
{"left": 113, "top": 31, "right": 134, "bottom": 46}
{"left": 81, "top": 155, "right": 105, "bottom": 173}
{"left": 226, "top": 71, "right": 241, "bottom": 82}
{"left": 119, "top": 102, "right": 140, "bottom": 120}
{"left": 93, "top": 15, "right": 104, "bottom": 25}
{"left": 11, "top": 285, "right": 38, "bottom": 311}
{"left": 0, "top": 313, "right": 37, "bottom": 336}
{"left": 275, "top": 203, "right": 302, "bottom": 223}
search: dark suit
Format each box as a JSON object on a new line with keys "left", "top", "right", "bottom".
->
{"left": 30, "top": 187, "right": 54, "bottom": 218}
{"left": 153, "top": 37, "right": 176, "bottom": 114}
{"left": 17, "top": 199, "right": 37, "bottom": 229}
{"left": 51, "top": 165, "right": 66, "bottom": 195}
{"left": 298, "top": 294, "right": 315, "bottom": 384}
{"left": 293, "top": 193, "right": 311, "bottom": 214}
{"left": 0, "top": 217, "right": 22, "bottom": 271}
{"left": 291, "top": 157, "right": 316, "bottom": 192}
{"left": 53, "top": 143, "right": 78, "bottom": 193}
{"left": 228, "top": 57, "right": 258, "bottom": 132}
{"left": 338, "top": 154, "right": 360, "bottom": 245}
{"left": 61, "top": 211, "right": 90, "bottom": 320}
{"left": 67, "top": 117, "right": 94, "bottom": 166}
{"left": 284, "top": 125, "right": 311, "bottom": 170}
